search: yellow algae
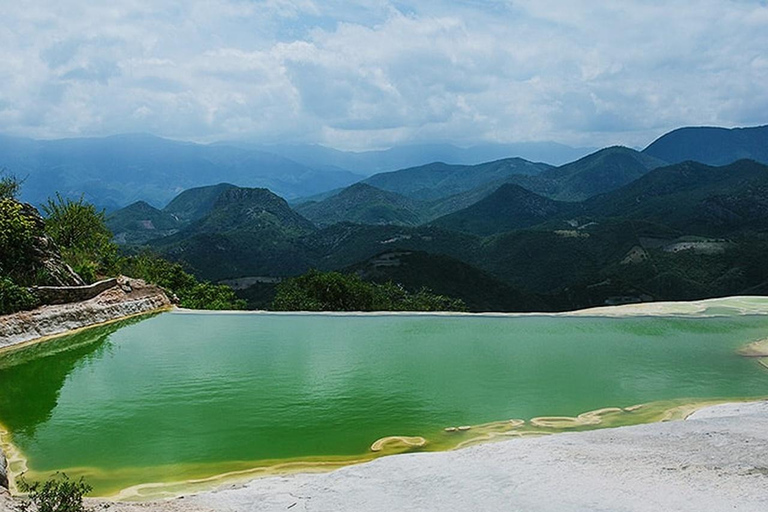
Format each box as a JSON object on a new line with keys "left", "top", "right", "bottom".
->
{"left": 4, "top": 397, "right": 768, "bottom": 501}
{"left": 530, "top": 408, "right": 624, "bottom": 429}
{"left": 370, "top": 436, "right": 427, "bottom": 452}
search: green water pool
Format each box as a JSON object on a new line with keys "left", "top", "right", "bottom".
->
{"left": 1, "top": 306, "right": 768, "bottom": 497}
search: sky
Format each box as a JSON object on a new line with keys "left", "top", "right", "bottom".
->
{"left": 1, "top": 0, "right": 767, "bottom": 150}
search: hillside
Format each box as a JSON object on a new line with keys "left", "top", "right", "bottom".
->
{"left": 643, "top": 125, "right": 768, "bottom": 166}
{"left": 345, "top": 250, "right": 547, "bottom": 312}
{"left": 585, "top": 159, "right": 768, "bottom": 235}
{"left": 186, "top": 187, "right": 316, "bottom": 235}
{"left": 362, "top": 158, "right": 552, "bottom": 200}
{"left": 163, "top": 183, "right": 239, "bottom": 223}
{"left": 527, "top": 146, "right": 667, "bottom": 201}
{"left": 107, "top": 201, "right": 183, "bottom": 245}
{"left": 104, "top": 144, "right": 768, "bottom": 312}
{"left": 295, "top": 184, "right": 425, "bottom": 227}
{"left": 431, "top": 184, "right": 579, "bottom": 236}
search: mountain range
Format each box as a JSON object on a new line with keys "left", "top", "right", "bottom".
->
{"left": 104, "top": 121, "right": 768, "bottom": 312}
{"left": 1, "top": 133, "right": 599, "bottom": 211}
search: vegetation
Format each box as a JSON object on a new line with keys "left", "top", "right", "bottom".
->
{"left": 17, "top": 473, "right": 92, "bottom": 512}
{"left": 272, "top": 269, "right": 466, "bottom": 312}
{"left": 42, "top": 194, "right": 118, "bottom": 283}
{"left": 0, "top": 198, "right": 40, "bottom": 286}
{"left": 0, "top": 169, "right": 22, "bottom": 200}
{"left": 0, "top": 172, "right": 245, "bottom": 313}
{"left": 117, "top": 252, "right": 245, "bottom": 310}
{"left": 0, "top": 277, "right": 39, "bottom": 315}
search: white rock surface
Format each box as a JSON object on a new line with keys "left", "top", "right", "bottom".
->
{"left": 179, "top": 400, "right": 768, "bottom": 512}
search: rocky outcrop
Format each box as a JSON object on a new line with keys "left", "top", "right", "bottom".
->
{"left": 19, "top": 202, "right": 85, "bottom": 287}
{"left": 0, "top": 276, "right": 173, "bottom": 349}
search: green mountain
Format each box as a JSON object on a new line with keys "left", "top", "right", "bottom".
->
{"left": 163, "top": 183, "right": 239, "bottom": 223}
{"left": 107, "top": 201, "right": 183, "bottom": 245}
{"left": 430, "top": 184, "right": 579, "bottom": 236}
{"left": 295, "top": 183, "right": 425, "bottom": 227}
{"left": 362, "top": 158, "right": 552, "bottom": 200}
{"left": 522, "top": 146, "right": 667, "bottom": 201}
{"left": 585, "top": 159, "right": 768, "bottom": 235}
{"left": 186, "top": 187, "right": 316, "bottom": 235}
{"left": 643, "top": 125, "right": 768, "bottom": 166}
{"left": 345, "top": 250, "right": 547, "bottom": 312}
{"left": 151, "top": 187, "right": 317, "bottom": 280}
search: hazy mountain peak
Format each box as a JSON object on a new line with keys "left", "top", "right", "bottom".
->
{"left": 643, "top": 124, "right": 768, "bottom": 166}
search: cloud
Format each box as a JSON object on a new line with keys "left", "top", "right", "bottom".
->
{"left": 0, "top": 0, "right": 766, "bottom": 148}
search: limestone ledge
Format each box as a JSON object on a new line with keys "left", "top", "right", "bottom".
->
{"left": 0, "top": 276, "right": 173, "bottom": 350}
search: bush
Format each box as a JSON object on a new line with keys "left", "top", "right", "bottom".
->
{"left": 0, "top": 199, "right": 40, "bottom": 285}
{"left": 272, "top": 270, "right": 466, "bottom": 312}
{"left": 0, "top": 170, "right": 22, "bottom": 200}
{"left": 0, "top": 277, "right": 39, "bottom": 315}
{"left": 42, "top": 194, "right": 117, "bottom": 283}
{"left": 17, "top": 473, "right": 92, "bottom": 512}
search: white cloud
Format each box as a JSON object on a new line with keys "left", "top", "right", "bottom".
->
{"left": 0, "top": 0, "right": 766, "bottom": 148}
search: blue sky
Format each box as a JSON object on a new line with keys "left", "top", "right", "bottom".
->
{"left": 1, "top": 0, "right": 767, "bottom": 149}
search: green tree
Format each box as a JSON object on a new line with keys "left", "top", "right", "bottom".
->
{"left": 0, "top": 199, "right": 40, "bottom": 285}
{"left": 42, "top": 194, "right": 117, "bottom": 282}
{"left": 272, "top": 270, "right": 466, "bottom": 312}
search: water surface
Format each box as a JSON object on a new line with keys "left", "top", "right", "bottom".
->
{"left": 1, "top": 308, "right": 767, "bottom": 496}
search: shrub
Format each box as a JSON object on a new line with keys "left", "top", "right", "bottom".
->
{"left": 0, "top": 170, "right": 22, "bottom": 200}
{"left": 0, "top": 199, "right": 39, "bottom": 285}
{"left": 42, "top": 194, "right": 117, "bottom": 283}
{"left": 17, "top": 473, "right": 92, "bottom": 512}
{"left": 0, "top": 277, "right": 39, "bottom": 315}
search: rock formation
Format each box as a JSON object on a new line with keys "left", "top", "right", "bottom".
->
{"left": 19, "top": 202, "right": 85, "bottom": 287}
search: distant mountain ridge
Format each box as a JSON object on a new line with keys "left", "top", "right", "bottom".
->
{"left": 643, "top": 125, "right": 768, "bottom": 166}
{"left": 361, "top": 158, "right": 552, "bottom": 200}
{"left": 0, "top": 133, "right": 362, "bottom": 209}
{"left": 222, "top": 141, "right": 598, "bottom": 173}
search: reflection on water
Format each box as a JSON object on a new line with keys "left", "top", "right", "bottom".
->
{"left": 0, "top": 315, "right": 155, "bottom": 435}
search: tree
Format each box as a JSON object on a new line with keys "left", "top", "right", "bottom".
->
{"left": 272, "top": 270, "right": 466, "bottom": 312}
{"left": 0, "top": 199, "right": 40, "bottom": 285}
